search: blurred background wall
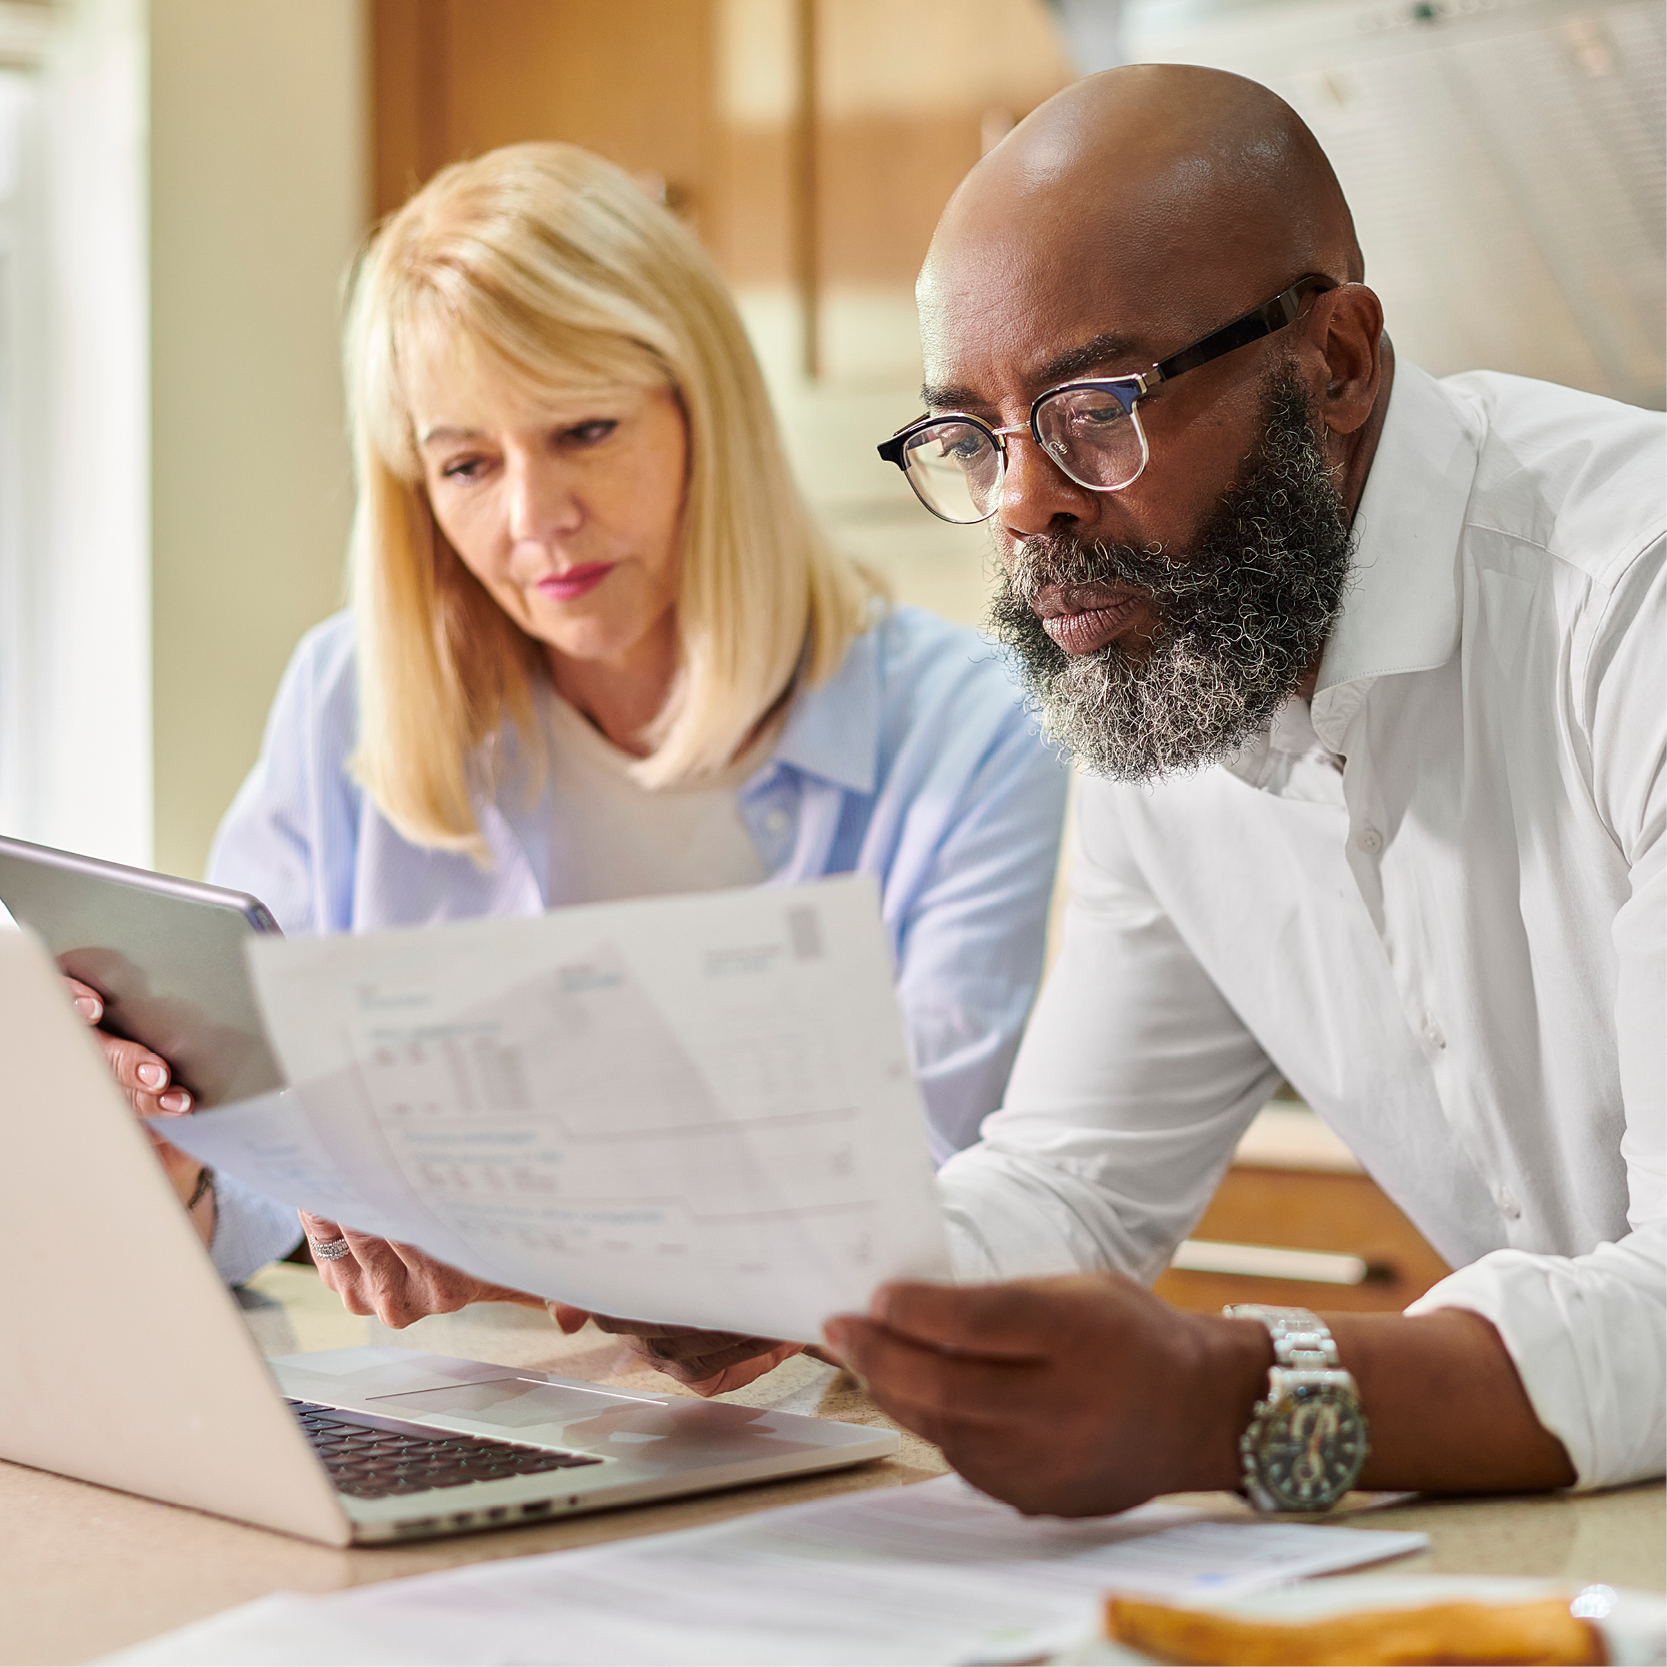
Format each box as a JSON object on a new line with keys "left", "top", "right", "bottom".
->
{"left": 0, "top": 0, "right": 1659, "bottom": 878}
{"left": 150, "top": 0, "right": 366, "bottom": 880}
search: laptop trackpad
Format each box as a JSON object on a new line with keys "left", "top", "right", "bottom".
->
{"left": 369, "top": 1376, "right": 658, "bottom": 1436}
{"left": 366, "top": 1375, "right": 818, "bottom": 1466}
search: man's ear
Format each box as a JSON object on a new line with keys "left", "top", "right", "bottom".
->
{"left": 1307, "top": 282, "right": 1384, "bottom": 437}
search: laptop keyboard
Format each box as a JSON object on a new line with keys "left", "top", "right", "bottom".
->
{"left": 286, "top": 1398, "right": 604, "bottom": 1500}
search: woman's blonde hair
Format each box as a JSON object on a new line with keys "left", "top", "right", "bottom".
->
{"left": 344, "top": 142, "right": 879, "bottom": 858}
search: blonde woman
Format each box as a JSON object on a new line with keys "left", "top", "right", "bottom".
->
{"left": 92, "top": 144, "right": 1066, "bottom": 1358}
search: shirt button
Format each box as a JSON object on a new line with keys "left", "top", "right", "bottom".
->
{"left": 763, "top": 808, "right": 790, "bottom": 836}
{"left": 1356, "top": 826, "right": 1384, "bottom": 854}
{"left": 1422, "top": 1016, "right": 1447, "bottom": 1051}
{"left": 1497, "top": 1185, "right": 1522, "bottom": 1220}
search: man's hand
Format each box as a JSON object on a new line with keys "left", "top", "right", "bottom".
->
{"left": 66, "top": 975, "right": 213, "bottom": 1243}
{"left": 299, "top": 1212, "right": 547, "bottom": 1328}
{"left": 824, "top": 1272, "right": 1266, "bottom": 1516}
{"left": 825, "top": 1274, "right": 1578, "bottom": 1516}
{"left": 548, "top": 1304, "right": 803, "bottom": 1395}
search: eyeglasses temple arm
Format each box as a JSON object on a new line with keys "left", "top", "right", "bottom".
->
{"left": 1148, "top": 281, "right": 1321, "bottom": 385}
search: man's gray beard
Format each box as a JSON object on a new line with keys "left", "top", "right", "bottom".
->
{"left": 986, "top": 365, "right": 1355, "bottom": 782}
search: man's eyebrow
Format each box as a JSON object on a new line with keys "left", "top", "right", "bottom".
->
{"left": 920, "top": 332, "right": 1150, "bottom": 413}
{"left": 919, "top": 381, "right": 983, "bottom": 412}
{"left": 1031, "top": 332, "right": 1148, "bottom": 388}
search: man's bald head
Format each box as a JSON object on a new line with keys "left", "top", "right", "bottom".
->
{"left": 919, "top": 66, "right": 1363, "bottom": 381}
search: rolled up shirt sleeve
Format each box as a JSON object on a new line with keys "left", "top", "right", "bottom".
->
{"left": 1407, "top": 1223, "right": 1665, "bottom": 1489}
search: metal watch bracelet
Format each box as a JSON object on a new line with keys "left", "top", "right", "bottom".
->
{"left": 1226, "top": 1303, "right": 1371, "bottom": 1513}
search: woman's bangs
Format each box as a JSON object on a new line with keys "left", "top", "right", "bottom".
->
{"left": 389, "top": 279, "right": 671, "bottom": 467}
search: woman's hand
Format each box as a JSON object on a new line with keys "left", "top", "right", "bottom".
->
{"left": 66, "top": 975, "right": 214, "bottom": 1245}
{"left": 300, "top": 1213, "right": 548, "bottom": 1328}
{"left": 548, "top": 1304, "right": 804, "bottom": 1395}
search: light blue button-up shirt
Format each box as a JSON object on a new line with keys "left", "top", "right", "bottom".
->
{"left": 204, "top": 604, "right": 1068, "bottom": 1282}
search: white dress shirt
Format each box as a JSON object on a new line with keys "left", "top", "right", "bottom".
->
{"left": 939, "top": 361, "right": 1664, "bottom": 1491}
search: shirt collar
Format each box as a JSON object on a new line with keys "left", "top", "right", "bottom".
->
{"left": 1221, "top": 692, "right": 1347, "bottom": 803}
{"left": 766, "top": 619, "right": 882, "bottom": 794}
{"left": 1224, "top": 360, "right": 1483, "bottom": 780}
{"left": 1314, "top": 359, "right": 1480, "bottom": 701}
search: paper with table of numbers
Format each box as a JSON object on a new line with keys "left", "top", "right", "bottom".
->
{"left": 160, "top": 875, "right": 950, "bottom": 1341}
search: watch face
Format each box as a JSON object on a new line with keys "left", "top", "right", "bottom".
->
{"left": 1257, "top": 1384, "right": 1369, "bottom": 1509}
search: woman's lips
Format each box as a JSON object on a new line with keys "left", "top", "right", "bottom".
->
{"left": 1033, "top": 583, "right": 1145, "bottom": 656}
{"left": 536, "top": 562, "right": 616, "bottom": 602}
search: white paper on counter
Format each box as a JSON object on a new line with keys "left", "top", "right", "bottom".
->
{"left": 105, "top": 1473, "right": 1431, "bottom": 1667}
{"left": 203, "top": 876, "right": 950, "bottom": 1340}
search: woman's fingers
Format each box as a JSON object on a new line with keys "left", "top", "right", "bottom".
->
{"left": 681, "top": 1342, "right": 806, "bottom": 1397}
{"left": 64, "top": 975, "right": 104, "bottom": 1024}
{"left": 585, "top": 1317, "right": 782, "bottom": 1357}
{"left": 299, "top": 1218, "right": 424, "bottom": 1324}
{"left": 588, "top": 1318, "right": 804, "bottom": 1394}
{"left": 64, "top": 977, "right": 202, "bottom": 1207}
{"left": 95, "top": 1029, "right": 194, "bottom": 1117}
{"left": 384, "top": 1239, "right": 543, "bottom": 1312}
{"left": 299, "top": 1213, "right": 541, "bottom": 1328}
{"left": 62, "top": 977, "right": 194, "bottom": 1119}
{"left": 299, "top": 1232, "right": 798, "bottom": 1385}
{"left": 299, "top": 1212, "right": 376, "bottom": 1312}
{"left": 319, "top": 1239, "right": 419, "bottom": 1323}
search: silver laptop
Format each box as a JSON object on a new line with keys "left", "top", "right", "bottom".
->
{"left": 0, "top": 926, "right": 896, "bottom": 1547}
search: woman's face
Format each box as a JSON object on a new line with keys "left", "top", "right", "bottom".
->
{"left": 415, "top": 377, "right": 689, "bottom": 672}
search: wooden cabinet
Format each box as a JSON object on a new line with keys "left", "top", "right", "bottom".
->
{"left": 367, "top": 0, "right": 1070, "bottom": 374}
{"left": 1152, "top": 1107, "right": 1451, "bottom": 1314}
{"left": 371, "top": 0, "right": 719, "bottom": 228}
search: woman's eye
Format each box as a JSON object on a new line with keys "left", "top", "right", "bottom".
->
{"left": 562, "top": 419, "right": 618, "bottom": 447}
{"left": 440, "top": 456, "right": 490, "bottom": 481}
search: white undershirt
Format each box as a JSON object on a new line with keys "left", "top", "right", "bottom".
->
{"left": 540, "top": 687, "right": 770, "bottom": 905}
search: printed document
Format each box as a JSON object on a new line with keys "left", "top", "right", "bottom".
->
{"left": 108, "top": 1472, "right": 1430, "bottom": 1666}
{"left": 158, "top": 877, "right": 950, "bottom": 1340}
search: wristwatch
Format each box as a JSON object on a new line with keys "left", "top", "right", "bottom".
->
{"left": 1226, "top": 1303, "right": 1370, "bottom": 1512}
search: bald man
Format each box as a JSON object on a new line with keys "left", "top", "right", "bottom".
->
{"left": 817, "top": 66, "right": 1663, "bottom": 1515}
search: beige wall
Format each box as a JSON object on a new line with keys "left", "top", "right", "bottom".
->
{"left": 149, "top": 0, "right": 368, "bottom": 878}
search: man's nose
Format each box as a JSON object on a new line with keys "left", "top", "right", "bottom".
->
{"left": 506, "top": 455, "right": 581, "bottom": 544}
{"left": 997, "top": 430, "right": 1094, "bottom": 540}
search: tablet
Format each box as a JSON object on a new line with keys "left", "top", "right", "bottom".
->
{"left": 0, "top": 834, "right": 284, "bottom": 1106}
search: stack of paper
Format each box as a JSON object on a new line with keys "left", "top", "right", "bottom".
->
{"left": 110, "top": 1474, "right": 1429, "bottom": 1666}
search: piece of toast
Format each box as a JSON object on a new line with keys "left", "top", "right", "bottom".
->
{"left": 1105, "top": 1593, "right": 1606, "bottom": 1665}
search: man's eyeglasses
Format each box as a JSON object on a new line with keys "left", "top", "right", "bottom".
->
{"left": 876, "top": 277, "right": 1334, "bottom": 525}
